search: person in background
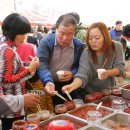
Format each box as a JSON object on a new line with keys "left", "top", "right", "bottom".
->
{"left": 0, "top": 93, "right": 40, "bottom": 115}
{"left": 110, "top": 20, "right": 123, "bottom": 41}
{"left": 35, "top": 25, "right": 44, "bottom": 43}
{"left": 37, "top": 14, "right": 84, "bottom": 106}
{"left": 42, "top": 27, "right": 49, "bottom": 37}
{"left": 16, "top": 41, "right": 36, "bottom": 64}
{"left": 68, "top": 12, "right": 87, "bottom": 45}
{"left": 27, "top": 27, "right": 39, "bottom": 49}
{"left": 0, "top": 13, "right": 39, "bottom": 130}
{"left": 121, "top": 24, "right": 130, "bottom": 79}
{"left": 19, "top": 29, "right": 54, "bottom": 115}
{"left": 115, "top": 37, "right": 129, "bottom": 85}
{"left": 62, "top": 22, "right": 125, "bottom": 96}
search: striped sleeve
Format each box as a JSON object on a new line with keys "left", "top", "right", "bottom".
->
{"left": 2, "top": 48, "right": 32, "bottom": 87}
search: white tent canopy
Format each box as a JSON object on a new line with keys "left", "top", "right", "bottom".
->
{"left": 0, "top": 0, "right": 129, "bottom": 26}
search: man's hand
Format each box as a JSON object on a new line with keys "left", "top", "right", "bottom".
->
{"left": 45, "top": 82, "right": 56, "bottom": 96}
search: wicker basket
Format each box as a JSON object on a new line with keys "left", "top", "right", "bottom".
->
{"left": 25, "top": 80, "right": 54, "bottom": 116}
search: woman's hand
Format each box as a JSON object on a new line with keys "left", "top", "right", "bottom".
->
{"left": 28, "top": 56, "right": 40, "bottom": 72}
{"left": 62, "top": 78, "right": 83, "bottom": 93}
{"left": 62, "top": 84, "right": 74, "bottom": 93}
{"left": 24, "top": 93, "right": 41, "bottom": 108}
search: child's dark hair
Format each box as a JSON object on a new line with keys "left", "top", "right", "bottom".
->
{"left": 125, "top": 47, "right": 130, "bottom": 60}
{"left": 2, "top": 13, "right": 31, "bottom": 41}
{"left": 120, "top": 37, "right": 127, "bottom": 51}
{"left": 120, "top": 37, "right": 130, "bottom": 60}
{"left": 122, "top": 24, "right": 130, "bottom": 38}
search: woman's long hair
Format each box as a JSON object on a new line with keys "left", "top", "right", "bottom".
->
{"left": 86, "top": 22, "right": 115, "bottom": 64}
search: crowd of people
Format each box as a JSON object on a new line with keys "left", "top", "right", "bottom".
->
{"left": 0, "top": 12, "right": 130, "bottom": 130}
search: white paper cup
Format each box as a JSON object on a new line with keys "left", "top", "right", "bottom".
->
{"left": 97, "top": 69, "right": 106, "bottom": 79}
{"left": 56, "top": 70, "right": 64, "bottom": 79}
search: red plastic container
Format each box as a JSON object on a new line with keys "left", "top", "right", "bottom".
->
{"left": 23, "top": 124, "right": 38, "bottom": 130}
{"left": 48, "top": 120, "right": 74, "bottom": 130}
{"left": 12, "top": 120, "right": 27, "bottom": 130}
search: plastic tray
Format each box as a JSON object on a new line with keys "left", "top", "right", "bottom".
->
{"left": 94, "top": 95, "right": 123, "bottom": 108}
{"left": 101, "top": 112, "right": 130, "bottom": 129}
{"left": 68, "top": 103, "right": 114, "bottom": 122}
{"left": 38, "top": 114, "right": 88, "bottom": 130}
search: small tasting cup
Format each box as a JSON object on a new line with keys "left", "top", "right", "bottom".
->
{"left": 55, "top": 104, "right": 68, "bottom": 114}
{"left": 37, "top": 109, "right": 50, "bottom": 121}
{"left": 56, "top": 70, "right": 64, "bottom": 80}
{"left": 87, "top": 110, "right": 102, "bottom": 124}
{"left": 73, "top": 99, "right": 84, "bottom": 108}
{"left": 112, "top": 98, "right": 126, "bottom": 111}
{"left": 12, "top": 120, "right": 27, "bottom": 130}
{"left": 27, "top": 113, "right": 40, "bottom": 124}
{"left": 97, "top": 69, "right": 106, "bottom": 79}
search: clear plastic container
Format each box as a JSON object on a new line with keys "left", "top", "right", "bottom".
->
{"left": 87, "top": 110, "right": 102, "bottom": 122}
{"left": 112, "top": 88, "right": 121, "bottom": 96}
{"left": 55, "top": 104, "right": 68, "bottom": 114}
{"left": 12, "top": 120, "right": 27, "bottom": 130}
{"left": 101, "top": 88, "right": 112, "bottom": 96}
{"left": 37, "top": 109, "right": 50, "bottom": 121}
{"left": 27, "top": 114, "right": 40, "bottom": 124}
{"left": 73, "top": 99, "right": 84, "bottom": 108}
{"left": 112, "top": 98, "right": 126, "bottom": 111}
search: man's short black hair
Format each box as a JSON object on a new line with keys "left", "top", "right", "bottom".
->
{"left": 2, "top": 13, "right": 31, "bottom": 41}
{"left": 116, "top": 20, "right": 122, "bottom": 25}
{"left": 122, "top": 24, "right": 130, "bottom": 38}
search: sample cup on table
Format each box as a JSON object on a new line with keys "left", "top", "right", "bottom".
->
{"left": 27, "top": 114, "right": 40, "bottom": 124}
{"left": 87, "top": 110, "right": 102, "bottom": 124}
{"left": 55, "top": 104, "right": 68, "bottom": 114}
{"left": 112, "top": 98, "right": 126, "bottom": 111}
{"left": 37, "top": 109, "right": 50, "bottom": 121}
{"left": 12, "top": 120, "right": 27, "bottom": 130}
{"left": 73, "top": 99, "right": 84, "bottom": 108}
